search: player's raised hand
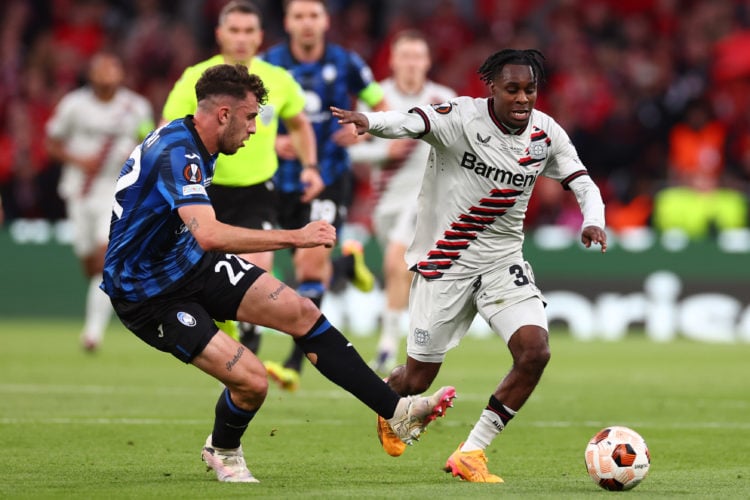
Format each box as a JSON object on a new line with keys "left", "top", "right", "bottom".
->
{"left": 330, "top": 106, "right": 369, "bottom": 135}
{"left": 581, "top": 225, "right": 607, "bottom": 253}
{"left": 297, "top": 220, "right": 336, "bottom": 249}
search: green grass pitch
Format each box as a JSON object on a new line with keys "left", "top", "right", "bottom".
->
{"left": 1, "top": 319, "right": 748, "bottom": 499}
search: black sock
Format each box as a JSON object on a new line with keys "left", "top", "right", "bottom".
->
{"left": 211, "top": 388, "right": 257, "bottom": 449}
{"left": 329, "top": 254, "right": 355, "bottom": 292}
{"left": 285, "top": 281, "right": 325, "bottom": 372}
{"left": 488, "top": 394, "right": 515, "bottom": 426}
{"left": 239, "top": 323, "right": 261, "bottom": 354}
{"left": 295, "top": 315, "right": 401, "bottom": 418}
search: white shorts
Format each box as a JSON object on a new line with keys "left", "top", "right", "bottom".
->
{"left": 66, "top": 192, "right": 112, "bottom": 258}
{"left": 407, "top": 261, "right": 548, "bottom": 363}
{"left": 372, "top": 202, "right": 417, "bottom": 248}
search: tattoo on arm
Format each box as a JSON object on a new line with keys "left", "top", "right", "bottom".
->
{"left": 268, "top": 283, "right": 287, "bottom": 301}
{"left": 187, "top": 217, "right": 199, "bottom": 233}
{"left": 225, "top": 345, "right": 245, "bottom": 372}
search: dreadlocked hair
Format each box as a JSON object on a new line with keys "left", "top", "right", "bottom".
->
{"left": 477, "top": 49, "right": 546, "bottom": 85}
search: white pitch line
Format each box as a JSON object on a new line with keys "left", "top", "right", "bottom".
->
{"left": 1, "top": 416, "right": 749, "bottom": 431}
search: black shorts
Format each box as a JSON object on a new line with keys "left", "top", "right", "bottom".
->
{"left": 208, "top": 181, "right": 279, "bottom": 230}
{"left": 111, "top": 253, "right": 265, "bottom": 363}
{"left": 278, "top": 171, "right": 352, "bottom": 231}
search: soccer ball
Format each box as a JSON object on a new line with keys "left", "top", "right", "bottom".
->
{"left": 584, "top": 426, "right": 650, "bottom": 491}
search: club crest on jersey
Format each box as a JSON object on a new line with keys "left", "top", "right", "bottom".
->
{"left": 183, "top": 163, "right": 202, "bottom": 183}
{"left": 322, "top": 64, "right": 337, "bottom": 83}
{"left": 413, "top": 328, "right": 430, "bottom": 346}
{"left": 528, "top": 141, "right": 548, "bottom": 160}
{"left": 431, "top": 102, "right": 453, "bottom": 114}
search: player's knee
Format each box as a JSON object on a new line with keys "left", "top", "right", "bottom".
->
{"left": 287, "top": 295, "right": 322, "bottom": 332}
{"left": 518, "top": 342, "right": 550, "bottom": 375}
{"left": 512, "top": 326, "right": 550, "bottom": 374}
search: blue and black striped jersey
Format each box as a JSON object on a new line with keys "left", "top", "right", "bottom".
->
{"left": 101, "top": 117, "right": 217, "bottom": 301}
{"left": 263, "top": 43, "right": 381, "bottom": 192}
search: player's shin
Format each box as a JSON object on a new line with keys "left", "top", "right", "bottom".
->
{"left": 294, "top": 315, "right": 401, "bottom": 418}
{"left": 211, "top": 388, "right": 258, "bottom": 449}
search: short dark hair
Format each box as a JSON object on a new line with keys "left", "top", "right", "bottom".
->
{"left": 478, "top": 49, "right": 546, "bottom": 85}
{"left": 283, "top": 0, "right": 328, "bottom": 13}
{"left": 195, "top": 64, "right": 268, "bottom": 106}
{"left": 390, "top": 29, "right": 428, "bottom": 49}
{"left": 218, "top": 0, "right": 262, "bottom": 25}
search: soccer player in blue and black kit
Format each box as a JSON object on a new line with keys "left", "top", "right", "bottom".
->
{"left": 261, "top": 0, "right": 387, "bottom": 387}
{"left": 101, "top": 64, "right": 455, "bottom": 483}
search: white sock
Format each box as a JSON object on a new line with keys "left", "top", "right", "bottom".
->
{"left": 81, "top": 274, "right": 112, "bottom": 344}
{"left": 461, "top": 408, "right": 509, "bottom": 452}
{"left": 377, "top": 308, "right": 403, "bottom": 356}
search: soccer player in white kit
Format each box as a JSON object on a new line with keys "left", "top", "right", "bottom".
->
{"left": 332, "top": 48, "right": 607, "bottom": 482}
{"left": 348, "top": 30, "right": 456, "bottom": 374}
{"left": 45, "top": 52, "right": 154, "bottom": 351}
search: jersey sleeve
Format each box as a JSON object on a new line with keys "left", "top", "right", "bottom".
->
{"left": 408, "top": 100, "right": 464, "bottom": 148}
{"left": 161, "top": 69, "right": 199, "bottom": 122}
{"left": 156, "top": 143, "right": 212, "bottom": 210}
{"left": 277, "top": 69, "right": 307, "bottom": 121}
{"left": 45, "top": 93, "right": 76, "bottom": 140}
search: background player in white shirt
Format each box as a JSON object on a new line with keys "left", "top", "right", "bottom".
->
{"left": 333, "top": 48, "right": 607, "bottom": 482}
{"left": 348, "top": 30, "right": 456, "bottom": 374}
{"left": 45, "top": 52, "right": 154, "bottom": 351}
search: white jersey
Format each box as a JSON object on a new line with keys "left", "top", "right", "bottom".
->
{"left": 365, "top": 96, "right": 604, "bottom": 279}
{"left": 46, "top": 86, "right": 153, "bottom": 200}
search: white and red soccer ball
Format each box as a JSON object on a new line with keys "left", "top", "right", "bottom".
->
{"left": 585, "top": 426, "right": 651, "bottom": 491}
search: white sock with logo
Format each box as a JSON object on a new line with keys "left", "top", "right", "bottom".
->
{"left": 461, "top": 406, "right": 514, "bottom": 452}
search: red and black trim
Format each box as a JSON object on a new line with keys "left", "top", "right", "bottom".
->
{"left": 408, "top": 107, "right": 431, "bottom": 139}
{"left": 561, "top": 170, "right": 589, "bottom": 191}
{"left": 415, "top": 187, "right": 521, "bottom": 280}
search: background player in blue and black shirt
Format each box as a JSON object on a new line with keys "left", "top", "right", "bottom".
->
{"left": 261, "top": 0, "right": 387, "bottom": 386}
{"left": 101, "top": 63, "right": 455, "bottom": 483}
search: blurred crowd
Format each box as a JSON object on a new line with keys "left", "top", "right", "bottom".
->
{"left": 2, "top": 0, "right": 750, "bottom": 239}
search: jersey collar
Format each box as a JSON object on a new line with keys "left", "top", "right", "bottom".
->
{"left": 487, "top": 98, "right": 527, "bottom": 136}
{"left": 183, "top": 116, "right": 216, "bottom": 163}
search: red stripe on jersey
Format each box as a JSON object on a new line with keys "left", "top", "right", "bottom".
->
{"left": 490, "top": 188, "right": 523, "bottom": 197}
{"left": 459, "top": 214, "right": 495, "bottom": 224}
{"left": 428, "top": 250, "right": 460, "bottom": 259}
{"left": 451, "top": 222, "right": 487, "bottom": 231}
{"left": 469, "top": 206, "right": 507, "bottom": 216}
{"left": 479, "top": 198, "right": 515, "bottom": 207}
{"left": 444, "top": 230, "right": 477, "bottom": 240}
{"left": 436, "top": 240, "right": 470, "bottom": 249}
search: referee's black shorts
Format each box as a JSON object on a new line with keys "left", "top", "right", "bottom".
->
{"left": 208, "top": 180, "right": 279, "bottom": 230}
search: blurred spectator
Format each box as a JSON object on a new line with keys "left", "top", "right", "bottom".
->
{"left": 45, "top": 51, "right": 153, "bottom": 351}
{"left": 652, "top": 96, "right": 747, "bottom": 239}
{"left": 1, "top": 0, "right": 750, "bottom": 242}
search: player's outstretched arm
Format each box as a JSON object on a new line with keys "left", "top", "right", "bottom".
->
{"left": 178, "top": 204, "right": 335, "bottom": 253}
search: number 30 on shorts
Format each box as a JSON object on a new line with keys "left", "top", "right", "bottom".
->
{"left": 509, "top": 263, "right": 535, "bottom": 287}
